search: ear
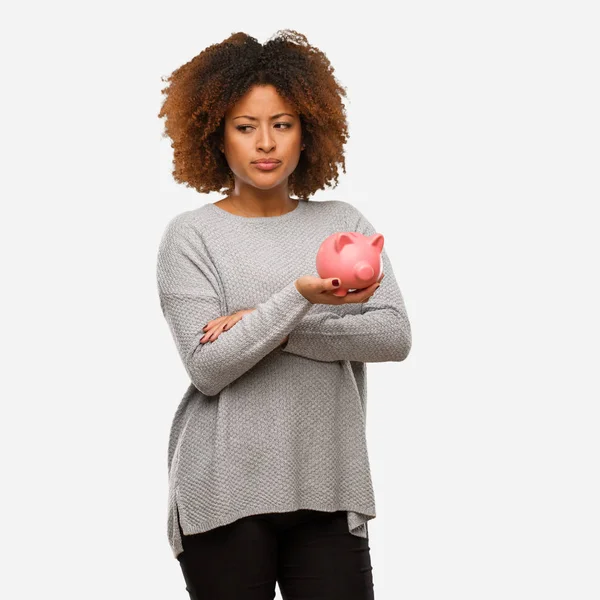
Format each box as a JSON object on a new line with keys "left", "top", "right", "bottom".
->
{"left": 334, "top": 232, "right": 354, "bottom": 253}
{"left": 369, "top": 233, "right": 384, "bottom": 252}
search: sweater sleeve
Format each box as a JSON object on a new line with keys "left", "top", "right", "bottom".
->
{"left": 281, "top": 203, "right": 412, "bottom": 363}
{"left": 157, "top": 215, "right": 313, "bottom": 396}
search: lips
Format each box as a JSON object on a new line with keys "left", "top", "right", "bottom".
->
{"left": 252, "top": 161, "right": 281, "bottom": 171}
{"left": 252, "top": 160, "right": 281, "bottom": 164}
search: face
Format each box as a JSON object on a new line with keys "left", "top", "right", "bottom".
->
{"left": 221, "top": 84, "right": 304, "bottom": 191}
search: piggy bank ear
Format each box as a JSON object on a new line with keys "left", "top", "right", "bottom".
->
{"left": 334, "top": 232, "right": 354, "bottom": 253}
{"left": 369, "top": 233, "right": 384, "bottom": 252}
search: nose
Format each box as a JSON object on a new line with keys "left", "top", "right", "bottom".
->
{"left": 257, "top": 127, "right": 275, "bottom": 152}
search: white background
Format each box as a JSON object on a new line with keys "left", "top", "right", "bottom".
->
{"left": 2, "top": 1, "right": 599, "bottom": 598}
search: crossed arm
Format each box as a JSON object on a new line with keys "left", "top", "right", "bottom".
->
{"left": 157, "top": 207, "right": 411, "bottom": 397}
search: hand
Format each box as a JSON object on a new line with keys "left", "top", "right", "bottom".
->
{"left": 201, "top": 308, "right": 255, "bottom": 343}
{"left": 201, "top": 308, "right": 289, "bottom": 347}
{"left": 294, "top": 273, "right": 384, "bottom": 305}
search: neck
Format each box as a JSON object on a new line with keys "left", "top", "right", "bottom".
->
{"left": 226, "top": 191, "right": 298, "bottom": 217}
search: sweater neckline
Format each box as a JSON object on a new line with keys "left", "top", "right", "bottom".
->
{"left": 208, "top": 199, "right": 306, "bottom": 223}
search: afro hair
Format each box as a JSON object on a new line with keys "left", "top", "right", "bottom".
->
{"left": 157, "top": 29, "right": 350, "bottom": 201}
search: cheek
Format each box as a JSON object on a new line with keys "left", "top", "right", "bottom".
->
{"left": 224, "top": 129, "right": 249, "bottom": 151}
{"left": 224, "top": 141, "right": 251, "bottom": 166}
{"left": 289, "top": 148, "right": 303, "bottom": 167}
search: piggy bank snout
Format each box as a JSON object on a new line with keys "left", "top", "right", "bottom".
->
{"left": 355, "top": 261, "right": 375, "bottom": 282}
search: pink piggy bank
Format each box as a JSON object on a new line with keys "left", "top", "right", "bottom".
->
{"left": 316, "top": 231, "right": 384, "bottom": 297}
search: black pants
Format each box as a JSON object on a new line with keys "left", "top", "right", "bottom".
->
{"left": 177, "top": 509, "right": 375, "bottom": 599}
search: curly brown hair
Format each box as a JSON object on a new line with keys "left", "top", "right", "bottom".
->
{"left": 157, "top": 30, "right": 349, "bottom": 201}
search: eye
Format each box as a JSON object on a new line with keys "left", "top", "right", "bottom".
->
{"left": 235, "top": 123, "right": 293, "bottom": 133}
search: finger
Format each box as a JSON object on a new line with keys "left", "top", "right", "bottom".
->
{"left": 200, "top": 326, "right": 217, "bottom": 343}
{"left": 210, "top": 314, "right": 244, "bottom": 341}
{"left": 345, "top": 281, "right": 381, "bottom": 303}
{"left": 222, "top": 315, "right": 243, "bottom": 331}
{"left": 201, "top": 321, "right": 228, "bottom": 343}
{"left": 204, "top": 309, "right": 254, "bottom": 334}
{"left": 202, "top": 316, "right": 228, "bottom": 333}
{"left": 346, "top": 275, "right": 383, "bottom": 295}
{"left": 367, "top": 281, "right": 383, "bottom": 301}
{"left": 321, "top": 277, "right": 343, "bottom": 293}
{"left": 202, "top": 319, "right": 219, "bottom": 332}
{"left": 204, "top": 326, "right": 225, "bottom": 343}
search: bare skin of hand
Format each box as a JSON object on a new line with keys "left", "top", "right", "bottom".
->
{"left": 295, "top": 272, "right": 384, "bottom": 305}
{"left": 201, "top": 308, "right": 289, "bottom": 346}
{"left": 200, "top": 273, "right": 384, "bottom": 345}
{"left": 200, "top": 308, "right": 254, "bottom": 343}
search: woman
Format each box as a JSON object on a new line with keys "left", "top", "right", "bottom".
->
{"left": 156, "top": 29, "right": 411, "bottom": 599}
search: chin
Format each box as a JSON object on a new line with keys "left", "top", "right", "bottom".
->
{"left": 251, "top": 182, "right": 283, "bottom": 190}
{"left": 249, "top": 173, "right": 286, "bottom": 186}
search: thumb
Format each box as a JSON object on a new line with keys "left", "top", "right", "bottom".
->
{"left": 325, "top": 277, "right": 342, "bottom": 290}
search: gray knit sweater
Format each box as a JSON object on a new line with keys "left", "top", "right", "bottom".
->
{"left": 156, "top": 198, "right": 411, "bottom": 559}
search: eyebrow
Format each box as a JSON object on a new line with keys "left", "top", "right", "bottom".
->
{"left": 232, "top": 113, "right": 295, "bottom": 121}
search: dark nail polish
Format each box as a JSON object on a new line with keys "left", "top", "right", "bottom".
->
{"left": 333, "top": 279, "right": 340, "bottom": 287}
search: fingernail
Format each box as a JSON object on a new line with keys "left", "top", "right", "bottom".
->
{"left": 333, "top": 279, "right": 340, "bottom": 287}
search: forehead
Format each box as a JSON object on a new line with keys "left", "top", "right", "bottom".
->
{"left": 226, "top": 85, "right": 296, "bottom": 117}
